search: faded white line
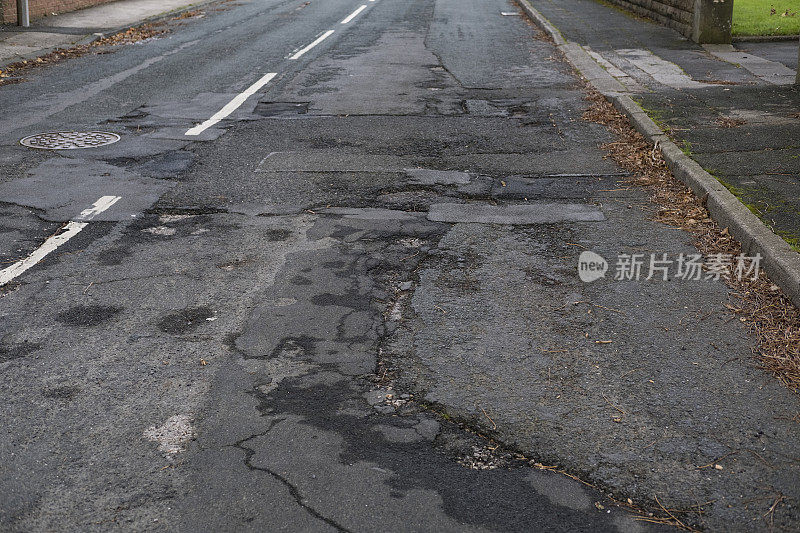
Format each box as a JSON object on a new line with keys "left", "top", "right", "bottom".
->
{"left": 615, "top": 48, "right": 709, "bottom": 89}
{"left": 341, "top": 5, "right": 367, "bottom": 24}
{"left": 0, "top": 196, "right": 121, "bottom": 286}
{"left": 186, "top": 72, "right": 277, "bottom": 136}
{"left": 583, "top": 46, "right": 645, "bottom": 92}
{"left": 289, "top": 29, "right": 335, "bottom": 60}
{"left": 77, "top": 195, "right": 121, "bottom": 220}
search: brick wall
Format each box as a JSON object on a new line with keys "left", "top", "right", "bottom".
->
{"left": 1, "top": 0, "right": 116, "bottom": 24}
{"left": 604, "top": 0, "right": 695, "bottom": 37}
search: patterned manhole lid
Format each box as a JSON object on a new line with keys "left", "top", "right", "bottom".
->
{"left": 20, "top": 131, "right": 121, "bottom": 150}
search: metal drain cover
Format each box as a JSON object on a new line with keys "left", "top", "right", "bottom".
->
{"left": 20, "top": 131, "right": 120, "bottom": 150}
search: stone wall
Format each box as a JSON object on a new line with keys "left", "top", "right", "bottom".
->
{"left": 604, "top": 0, "right": 695, "bottom": 37}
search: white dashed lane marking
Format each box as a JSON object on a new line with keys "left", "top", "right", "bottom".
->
{"left": 341, "top": 5, "right": 367, "bottom": 24}
{"left": 288, "top": 29, "right": 336, "bottom": 60}
{"left": 0, "top": 196, "right": 121, "bottom": 286}
{"left": 186, "top": 2, "right": 376, "bottom": 137}
{"left": 185, "top": 72, "right": 277, "bottom": 136}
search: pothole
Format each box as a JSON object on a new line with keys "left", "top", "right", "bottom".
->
{"left": 20, "top": 131, "right": 121, "bottom": 150}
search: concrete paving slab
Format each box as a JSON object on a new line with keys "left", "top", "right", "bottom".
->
{"left": 704, "top": 44, "right": 797, "bottom": 85}
{"left": 735, "top": 40, "right": 800, "bottom": 69}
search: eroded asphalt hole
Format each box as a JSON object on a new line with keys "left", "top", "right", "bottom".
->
{"left": 158, "top": 306, "right": 214, "bottom": 334}
{"left": 56, "top": 305, "right": 123, "bottom": 327}
{"left": 265, "top": 229, "right": 292, "bottom": 241}
{"left": 41, "top": 385, "right": 82, "bottom": 401}
{"left": 253, "top": 101, "right": 309, "bottom": 117}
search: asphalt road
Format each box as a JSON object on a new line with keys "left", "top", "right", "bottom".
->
{"left": 0, "top": 0, "right": 797, "bottom": 531}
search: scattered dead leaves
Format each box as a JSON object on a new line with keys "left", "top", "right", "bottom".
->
{"left": 696, "top": 79, "right": 740, "bottom": 86}
{"left": 0, "top": 11, "right": 203, "bottom": 87}
{"left": 172, "top": 9, "right": 204, "bottom": 20}
{"left": 715, "top": 117, "right": 747, "bottom": 128}
{"left": 582, "top": 89, "right": 800, "bottom": 391}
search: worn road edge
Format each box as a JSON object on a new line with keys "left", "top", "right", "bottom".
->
{"left": 0, "top": 0, "right": 219, "bottom": 70}
{"left": 516, "top": 0, "right": 800, "bottom": 309}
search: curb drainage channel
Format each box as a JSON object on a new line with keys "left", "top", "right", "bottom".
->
{"left": 20, "top": 131, "right": 120, "bottom": 150}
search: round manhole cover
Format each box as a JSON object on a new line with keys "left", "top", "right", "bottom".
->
{"left": 20, "top": 131, "right": 121, "bottom": 150}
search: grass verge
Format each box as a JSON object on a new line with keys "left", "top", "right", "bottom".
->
{"left": 733, "top": 0, "right": 800, "bottom": 36}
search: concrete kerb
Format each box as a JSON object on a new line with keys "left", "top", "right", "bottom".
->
{"left": 516, "top": 0, "right": 800, "bottom": 309}
{"left": 516, "top": 0, "right": 565, "bottom": 45}
{"left": 0, "top": 0, "right": 220, "bottom": 71}
{"left": 733, "top": 34, "right": 800, "bottom": 43}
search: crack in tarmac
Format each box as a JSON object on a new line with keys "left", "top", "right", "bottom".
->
{"left": 233, "top": 418, "right": 354, "bottom": 533}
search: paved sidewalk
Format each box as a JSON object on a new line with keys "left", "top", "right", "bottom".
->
{"left": 0, "top": 0, "right": 206, "bottom": 65}
{"left": 527, "top": 0, "right": 800, "bottom": 251}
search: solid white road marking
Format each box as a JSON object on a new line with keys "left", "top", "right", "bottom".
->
{"left": 185, "top": 72, "right": 277, "bottom": 136}
{"left": 0, "top": 196, "right": 121, "bottom": 286}
{"left": 341, "top": 5, "right": 367, "bottom": 24}
{"left": 77, "top": 195, "right": 121, "bottom": 220}
{"left": 289, "top": 30, "right": 335, "bottom": 60}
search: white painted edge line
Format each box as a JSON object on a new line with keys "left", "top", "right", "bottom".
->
{"left": 0, "top": 196, "right": 121, "bottom": 286}
{"left": 341, "top": 5, "right": 367, "bottom": 24}
{"left": 186, "top": 72, "right": 277, "bottom": 136}
{"left": 288, "top": 30, "right": 335, "bottom": 60}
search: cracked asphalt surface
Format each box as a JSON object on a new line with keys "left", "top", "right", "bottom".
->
{"left": 0, "top": 0, "right": 798, "bottom": 530}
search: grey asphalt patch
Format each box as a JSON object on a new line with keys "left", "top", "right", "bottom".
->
{"left": 127, "top": 149, "right": 196, "bottom": 178}
{"left": 321, "top": 207, "right": 424, "bottom": 220}
{"left": 139, "top": 93, "right": 258, "bottom": 121}
{"left": 61, "top": 136, "right": 189, "bottom": 161}
{"left": 405, "top": 168, "right": 471, "bottom": 185}
{"left": 147, "top": 126, "right": 226, "bottom": 142}
{"left": 438, "top": 150, "right": 621, "bottom": 175}
{"left": 427, "top": 203, "right": 605, "bottom": 224}
{"left": 254, "top": 151, "right": 408, "bottom": 173}
{"left": 490, "top": 175, "right": 626, "bottom": 200}
{"left": 0, "top": 158, "right": 172, "bottom": 221}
